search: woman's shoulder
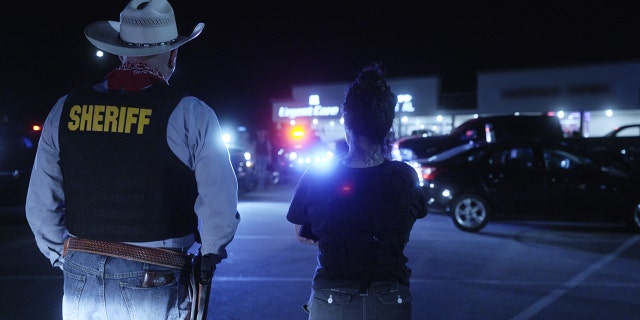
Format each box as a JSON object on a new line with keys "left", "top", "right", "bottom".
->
{"left": 382, "top": 159, "right": 421, "bottom": 184}
{"left": 384, "top": 159, "right": 415, "bottom": 173}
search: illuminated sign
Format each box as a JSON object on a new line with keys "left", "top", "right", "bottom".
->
{"left": 309, "top": 94, "right": 320, "bottom": 106}
{"left": 395, "top": 94, "right": 415, "bottom": 113}
{"left": 278, "top": 105, "right": 341, "bottom": 119}
{"left": 277, "top": 93, "right": 417, "bottom": 120}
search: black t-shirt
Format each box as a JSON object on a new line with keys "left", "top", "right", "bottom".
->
{"left": 287, "top": 159, "right": 427, "bottom": 288}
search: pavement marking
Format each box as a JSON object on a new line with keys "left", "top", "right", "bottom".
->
{"left": 510, "top": 234, "right": 640, "bottom": 320}
{"left": 409, "top": 278, "right": 640, "bottom": 287}
{"left": 210, "top": 276, "right": 312, "bottom": 282}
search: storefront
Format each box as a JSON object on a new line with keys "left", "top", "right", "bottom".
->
{"left": 271, "top": 77, "right": 441, "bottom": 146}
{"left": 271, "top": 61, "right": 640, "bottom": 147}
{"left": 477, "top": 62, "right": 640, "bottom": 137}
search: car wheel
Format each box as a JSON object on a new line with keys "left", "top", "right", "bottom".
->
{"left": 627, "top": 202, "right": 640, "bottom": 233}
{"left": 451, "top": 194, "right": 489, "bottom": 232}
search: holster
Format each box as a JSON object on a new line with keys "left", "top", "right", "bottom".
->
{"left": 189, "top": 253, "right": 212, "bottom": 320}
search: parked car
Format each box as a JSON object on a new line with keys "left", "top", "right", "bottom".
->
{"left": 392, "top": 114, "right": 564, "bottom": 161}
{"left": 414, "top": 140, "right": 640, "bottom": 232}
{"left": 566, "top": 125, "right": 640, "bottom": 172}
{"left": 227, "top": 146, "right": 257, "bottom": 193}
{"left": 392, "top": 135, "right": 458, "bottom": 161}
{"left": 604, "top": 124, "right": 640, "bottom": 137}
{"left": 449, "top": 114, "right": 564, "bottom": 142}
{"left": 0, "top": 111, "right": 42, "bottom": 205}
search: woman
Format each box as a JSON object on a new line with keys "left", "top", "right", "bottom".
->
{"left": 287, "top": 63, "right": 428, "bottom": 320}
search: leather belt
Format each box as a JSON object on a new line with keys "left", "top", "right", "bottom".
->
{"left": 64, "top": 237, "right": 190, "bottom": 270}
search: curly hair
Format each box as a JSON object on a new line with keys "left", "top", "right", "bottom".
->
{"left": 342, "top": 63, "right": 397, "bottom": 145}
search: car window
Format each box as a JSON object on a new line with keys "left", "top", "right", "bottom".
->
{"left": 613, "top": 125, "right": 640, "bottom": 137}
{"left": 468, "top": 150, "right": 488, "bottom": 163}
{"left": 543, "top": 149, "right": 594, "bottom": 170}
{"left": 488, "top": 147, "right": 536, "bottom": 168}
{"left": 450, "top": 116, "right": 563, "bottom": 141}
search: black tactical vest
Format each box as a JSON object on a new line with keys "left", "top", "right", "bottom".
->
{"left": 59, "top": 83, "right": 198, "bottom": 242}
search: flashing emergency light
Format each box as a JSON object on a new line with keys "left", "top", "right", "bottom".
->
{"left": 290, "top": 126, "right": 306, "bottom": 139}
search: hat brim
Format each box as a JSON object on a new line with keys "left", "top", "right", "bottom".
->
{"left": 84, "top": 21, "right": 204, "bottom": 56}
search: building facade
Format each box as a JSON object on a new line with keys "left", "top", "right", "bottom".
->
{"left": 271, "top": 61, "right": 640, "bottom": 146}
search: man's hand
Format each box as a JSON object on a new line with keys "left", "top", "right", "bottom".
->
{"left": 197, "top": 253, "right": 222, "bottom": 285}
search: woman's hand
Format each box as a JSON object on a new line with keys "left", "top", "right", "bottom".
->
{"left": 294, "top": 224, "right": 317, "bottom": 245}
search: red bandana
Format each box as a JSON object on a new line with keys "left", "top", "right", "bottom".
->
{"left": 105, "top": 62, "right": 166, "bottom": 91}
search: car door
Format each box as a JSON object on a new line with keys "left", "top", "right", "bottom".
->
{"left": 542, "top": 147, "right": 622, "bottom": 218}
{"left": 482, "top": 145, "right": 547, "bottom": 217}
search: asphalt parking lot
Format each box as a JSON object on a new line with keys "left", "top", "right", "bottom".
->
{"left": 2, "top": 179, "right": 640, "bottom": 319}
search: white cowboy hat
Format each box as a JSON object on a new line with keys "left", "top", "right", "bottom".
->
{"left": 84, "top": 0, "right": 204, "bottom": 56}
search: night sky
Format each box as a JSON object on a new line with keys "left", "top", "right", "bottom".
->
{"left": 3, "top": 1, "right": 639, "bottom": 128}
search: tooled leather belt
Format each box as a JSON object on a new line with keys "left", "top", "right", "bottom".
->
{"left": 64, "top": 237, "right": 190, "bottom": 270}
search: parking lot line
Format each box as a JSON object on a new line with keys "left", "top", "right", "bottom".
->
{"left": 510, "top": 235, "right": 640, "bottom": 320}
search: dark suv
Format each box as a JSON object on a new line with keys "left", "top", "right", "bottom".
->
{"left": 392, "top": 114, "right": 564, "bottom": 161}
{"left": 450, "top": 114, "right": 564, "bottom": 143}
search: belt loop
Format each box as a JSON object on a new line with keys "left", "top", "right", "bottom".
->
{"left": 359, "top": 279, "right": 370, "bottom": 296}
{"left": 63, "top": 238, "right": 69, "bottom": 257}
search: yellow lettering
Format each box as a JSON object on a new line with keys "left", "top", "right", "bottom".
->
{"left": 125, "top": 108, "right": 139, "bottom": 133}
{"left": 66, "top": 105, "right": 153, "bottom": 134}
{"left": 104, "top": 106, "right": 119, "bottom": 132}
{"left": 137, "top": 109, "right": 152, "bottom": 134}
{"left": 92, "top": 105, "right": 105, "bottom": 132}
{"left": 118, "top": 107, "right": 127, "bottom": 133}
{"left": 79, "top": 105, "right": 93, "bottom": 131}
{"left": 68, "top": 105, "right": 81, "bottom": 131}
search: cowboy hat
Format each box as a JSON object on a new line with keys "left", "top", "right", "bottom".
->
{"left": 84, "top": 0, "right": 204, "bottom": 56}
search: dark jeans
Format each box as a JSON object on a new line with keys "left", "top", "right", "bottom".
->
{"left": 305, "top": 281, "right": 412, "bottom": 320}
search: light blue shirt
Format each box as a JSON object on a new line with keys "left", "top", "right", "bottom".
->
{"left": 25, "top": 82, "right": 240, "bottom": 267}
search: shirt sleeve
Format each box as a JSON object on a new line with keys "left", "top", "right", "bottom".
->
{"left": 167, "top": 96, "right": 240, "bottom": 257}
{"left": 399, "top": 161, "right": 428, "bottom": 219}
{"left": 25, "top": 96, "right": 69, "bottom": 268}
{"left": 286, "top": 172, "right": 311, "bottom": 225}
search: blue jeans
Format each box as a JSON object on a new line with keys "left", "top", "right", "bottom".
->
{"left": 62, "top": 251, "right": 191, "bottom": 320}
{"left": 306, "top": 282, "right": 412, "bottom": 320}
